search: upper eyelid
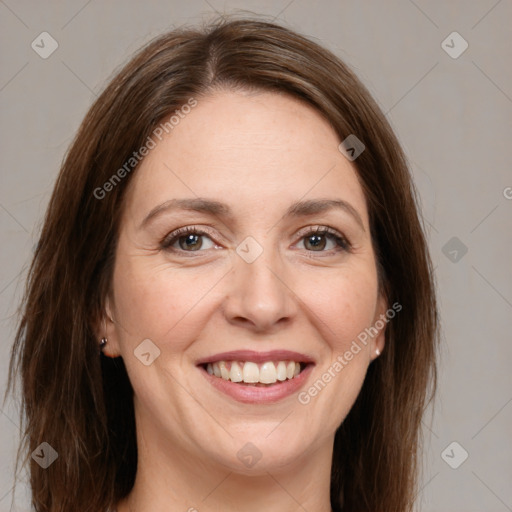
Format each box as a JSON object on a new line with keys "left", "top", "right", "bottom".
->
{"left": 160, "top": 225, "right": 218, "bottom": 246}
{"left": 296, "top": 225, "right": 342, "bottom": 236}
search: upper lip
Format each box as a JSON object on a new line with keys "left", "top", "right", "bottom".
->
{"left": 196, "top": 350, "right": 315, "bottom": 366}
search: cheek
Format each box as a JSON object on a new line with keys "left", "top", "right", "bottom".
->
{"left": 295, "top": 267, "right": 379, "bottom": 422}
{"left": 298, "top": 264, "right": 379, "bottom": 352}
{"left": 111, "top": 252, "right": 221, "bottom": 351}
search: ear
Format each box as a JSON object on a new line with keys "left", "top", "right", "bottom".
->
{"left": 98, "top": 296, "right": 121, "bottom": 358}
{"left": 370, "top": 293, "right": 388, "bottom": 362}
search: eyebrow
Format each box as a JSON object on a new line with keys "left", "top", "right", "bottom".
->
{"left": 140, "top": 197, "right": 365, "bottom": 231}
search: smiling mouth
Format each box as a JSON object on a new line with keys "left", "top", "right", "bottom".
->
{"left": 199, "top": 360, "right": 310, "bottom": 386}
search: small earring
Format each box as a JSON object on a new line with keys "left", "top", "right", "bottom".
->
{"left": 375, "top": 348, "right": 381, "bottom": 356}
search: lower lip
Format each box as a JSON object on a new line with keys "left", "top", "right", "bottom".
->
{"left": 198, "top": 364, "right": 314, "bottom": 404}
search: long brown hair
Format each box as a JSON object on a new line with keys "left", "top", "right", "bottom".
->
{"left": 6, "top": 16, "right": 438, "bottom": 512}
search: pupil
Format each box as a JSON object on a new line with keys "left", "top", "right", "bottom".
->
{"left": 307, "top": 234, "right": 325, "bottom": 250}
{"left": 181, "top": 234, "right": 201, "bottom": 250}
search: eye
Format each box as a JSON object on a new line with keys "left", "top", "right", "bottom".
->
{"left": 296, "top": 226, "right": 351, "bottom": 252}
{"left": 160, "top": 225, "right": 351, "bottom": 255}
{"left": 161, "top": 226, "right": 218, "bottom": 252}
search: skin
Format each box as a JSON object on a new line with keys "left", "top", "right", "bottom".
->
{"left": 101, "top": 89, "right": 387, "bottom": 512}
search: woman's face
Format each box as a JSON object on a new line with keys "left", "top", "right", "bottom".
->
{"left": 106, "top": 90, "right": 387, "bottom": 474}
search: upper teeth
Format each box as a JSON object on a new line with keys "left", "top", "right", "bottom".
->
{"left": 206, "top": 361, "right": 302, "bottom": 384}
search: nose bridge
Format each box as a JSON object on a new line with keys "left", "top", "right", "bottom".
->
{"left": 224, "top": 234, "right": 296, "bottom": 330}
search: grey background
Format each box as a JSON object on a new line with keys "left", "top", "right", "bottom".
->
{"left": 1, "top": 1, "right": 511, "bottom": 511}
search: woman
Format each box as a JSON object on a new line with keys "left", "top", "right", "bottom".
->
{"left": 7, "top": 16, "right": 438, "bottom": 512}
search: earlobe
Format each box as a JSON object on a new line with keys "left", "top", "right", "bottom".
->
{"left": 371, "top": 293, "right": 388, "bottom": 360}
{"left": 372, "top": 333, "right": 385, "bottom": 361}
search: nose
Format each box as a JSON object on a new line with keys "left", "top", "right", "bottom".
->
{"left": 222, "top": 245, "right": 297, "bottom": 333}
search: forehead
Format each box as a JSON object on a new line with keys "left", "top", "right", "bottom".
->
{"left": 124, "top": 90, "right": 369, "bottom": 226}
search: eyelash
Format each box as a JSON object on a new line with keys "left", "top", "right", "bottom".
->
{"left": 160, "top": 225, "right": 351, "bottom": 255}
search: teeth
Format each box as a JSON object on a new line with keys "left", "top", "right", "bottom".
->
{"left": 219, "top": 361, "right": 230, "bottom": 380}
{"left": 276, "top": 361, "right": 287, "bottom": 381}
{"left": 230, "top": 361, "right": 243, "bottom": 383}
{"left": 259, "top": 362, "right": 277, "bottom": 384}
{"left": 204, "top": 360, "right": 304, "bottom": 384}
{"left": 243, "top": 362, "right": 259, "bottom": 383}
{"left": 286, "top": 361, "right": 295, "bottom": 379}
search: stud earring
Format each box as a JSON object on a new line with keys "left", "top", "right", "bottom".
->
{"left": 375, "top": 348, "right": 381, "bottom": 356}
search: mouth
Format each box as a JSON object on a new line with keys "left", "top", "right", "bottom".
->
{"left": 196, "top": 350, "right": 315, "bottom": 403}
